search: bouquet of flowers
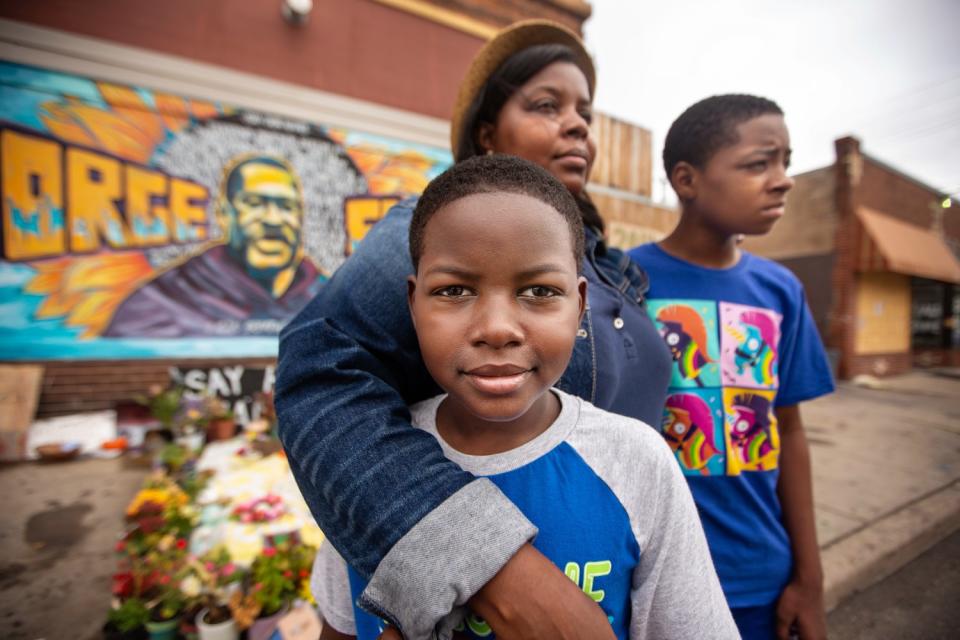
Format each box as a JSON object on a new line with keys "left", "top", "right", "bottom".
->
{"left": 231, "top": 493, "right": 287, "bottom": 524}
{"left": 237, "top": 540, "right": 315, "bottom": 623}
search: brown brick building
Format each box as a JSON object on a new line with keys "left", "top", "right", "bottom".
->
{"left": 0, "top": 1, "right": 675, "bottom": 417}
{"left": 744, "top": 136, "right": 960, "bottom": 379}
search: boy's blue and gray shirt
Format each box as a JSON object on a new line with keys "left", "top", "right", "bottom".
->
{"left": 312, "top": 389, "right": 739, "bottom": 639}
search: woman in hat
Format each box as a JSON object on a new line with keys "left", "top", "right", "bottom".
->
{"left": 277, "top": 20, "right": 672, "bottom": 639}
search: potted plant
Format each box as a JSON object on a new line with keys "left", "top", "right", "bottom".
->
{"left": 204, "top": 395, "right": 236, "bottom": 441}
{"left": 103, "top": 597, "right": 150, "bottom": 640}
{"left": 244, "top": 541, "right": 316, "bottom": 640}
{"left": 145, "top": 582, "right": 185, "bottom": 640}
{"left": 172, "top": 393, "right": 210, "bottom": 452}
{"left": 185, "top": 548, "right": 243, "bottom": 640}
{"left": 141, "top": 532, "right": 191, "bottom": 640}
{"left": 137, "top": 384, "right": 184, "bottom": 432}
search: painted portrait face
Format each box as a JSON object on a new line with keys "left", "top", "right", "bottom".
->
{"left": 408, "top": 191, "right": 586, "bottom": 441}
{"left": 226, "top": 158, "right": 304, "bottom": 272}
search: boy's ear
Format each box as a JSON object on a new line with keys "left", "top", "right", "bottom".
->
{"left": 576, "top": 276, "right": 587, "bottom": 324}
{"left": 670, "top": 161, "right": 698, "bottom": 202}
{"left": 406, "top": 276, "right": 418, "bottom": 327}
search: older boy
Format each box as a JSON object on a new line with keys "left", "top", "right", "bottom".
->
{"left": 313, "top": 155, "right": 738, "bottom": 639}
{"left": 629, "top": 94, "right": 835, "bottom": 640}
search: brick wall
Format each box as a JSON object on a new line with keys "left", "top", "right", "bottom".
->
{"left": 31, "top": 357, "right": 275, "bottom": 418}
{"left": 411, "top": 0, "right": 590, "bottom": 32}
{"left": 859, "top": 160, "right": 943, "bottom": 232}
{"left": 776, "top": 253, "right": 836, "bottom": 341}
{"left": 742, "top": 167, "right": 837, "bottom": 259}
{"left": 828, "top": 137, "right": 863, "bottom": 378}
{"left": 0, "top": 0, "right": 484, "bottom": 121}
{"left": 844, "top": 352, "right": 913, "bottom": 378}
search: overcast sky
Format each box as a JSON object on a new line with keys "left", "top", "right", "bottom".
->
{"left": 584, "top": 0, "right": 960, "bottom": 204}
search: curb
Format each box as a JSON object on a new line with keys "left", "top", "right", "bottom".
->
{"left": 822, "top": 479, "right": 960, "bottom": 611}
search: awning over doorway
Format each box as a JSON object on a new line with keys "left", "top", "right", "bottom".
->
{"left": 856, "top": 207, "right": 960, "bottom": 284}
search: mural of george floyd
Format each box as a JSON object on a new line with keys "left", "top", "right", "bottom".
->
{"left": 0, "top": 61, "right": 451, "bottom": 361}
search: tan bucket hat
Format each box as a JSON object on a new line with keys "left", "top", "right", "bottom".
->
{"left": 449, "top": 19, "right": 596, "bottom": 155}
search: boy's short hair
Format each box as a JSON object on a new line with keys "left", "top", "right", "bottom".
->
{"left": 410, "top": 154, "right": 585, "bottom": 272}
{"left": 662, "top": 94, "right": 783, "bottom": 177}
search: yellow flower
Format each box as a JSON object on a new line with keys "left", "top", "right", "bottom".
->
{"left": 181, "top": 575, "right": 202, "bottom": 598}
{"left": 298, "top": 579, "right": 315, "bottom": 605}
{"left": 125, "top": 485, "right": 189, "bottom": 517}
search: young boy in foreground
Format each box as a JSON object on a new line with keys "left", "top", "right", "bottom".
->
{"left": 312, "top": 154, "right": 738, "bottom": 639}
{"left": 628, "top": 95, "right": 835, "bottom": 640}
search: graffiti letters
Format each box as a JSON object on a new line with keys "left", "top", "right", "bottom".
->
{"left": 1, "top": 127, "right": 209, "bottom": 261}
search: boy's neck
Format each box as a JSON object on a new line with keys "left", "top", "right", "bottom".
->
{"left": 435, "top": 391, "right": 561, "bottom": 456}
{"left": 658, "top": 209, "right": 741, "bottom": 269}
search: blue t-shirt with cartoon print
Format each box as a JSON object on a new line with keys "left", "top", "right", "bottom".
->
{"left": 627, "top": 242, "right": 835, "bottom": 608}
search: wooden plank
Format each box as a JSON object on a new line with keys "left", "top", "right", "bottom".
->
{"left": 0, "top": 365, "right": 44, "bottom": 431}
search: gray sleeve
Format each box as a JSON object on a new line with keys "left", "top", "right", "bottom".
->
{"left": 627, "top": 441, "right": 739, "bottom": 639}
{"left": 564, "top": 400, "right": 739, "bottom": 639}
{"left": 311, "top": 541, "right": 358, "bottom": 635}
{"left": 361, "top": 479, "right": 536, "bottom": 640}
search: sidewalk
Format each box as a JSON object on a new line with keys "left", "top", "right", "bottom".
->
{"left": 805, "top": 368, "right": 960, "bottom": 609}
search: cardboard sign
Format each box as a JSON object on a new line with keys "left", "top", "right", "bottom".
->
{"left": 0, "top": 365, "right": 44, "bottom": 460}
{"left": 277, "top": 604, "right": 323, "bottom": 640}
{"left": 169, "top": 365, "right": 274, "bottom": 425}
{"left": 0, "top": 365, "right": 43, "bottom": 430}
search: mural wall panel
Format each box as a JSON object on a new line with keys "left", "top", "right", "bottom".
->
{"left": 0, "top": 62, "right": 451, "bottom": 359}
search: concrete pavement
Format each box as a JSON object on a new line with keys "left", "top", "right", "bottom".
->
{"left": 804, "top": 368, "right": 960, "bottom": 609}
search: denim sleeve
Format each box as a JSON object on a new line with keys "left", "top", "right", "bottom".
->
{"left": 276, "top": 203, "right": 536, "bottom": 638}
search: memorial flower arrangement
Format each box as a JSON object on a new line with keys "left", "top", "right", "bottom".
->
{"left": 247, "top": 540, "right": 316, "bottom": 617}
{"left": 231, "top": 493, "right": 287, "bottom": 523}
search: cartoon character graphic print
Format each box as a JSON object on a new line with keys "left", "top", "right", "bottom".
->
{"left": 662, "top": 391, "right": 725, "bottom": 475}
{"left": 723, "top": 389, "right": 779, "bottom": 473}
{"left": 720, "top": 303, "right": 781, "bottom": 389}
{"left": 648, "top": 301, "right": 721, "bottom": 389}
{"left": 731, "top": 310, "right": 778, "bottom": 385}
{"left": 650, "top": 300, "right": 783, "bottom": 476}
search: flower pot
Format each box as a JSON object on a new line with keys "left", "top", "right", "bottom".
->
{"left": 206, "top": 418, "right": 236, "bottom": 441}
{"left": 102, "top": 621, "right": 148, "bottom": 640}
{"left": 196, "top": 608, "right": 238, "bottom": 640}
{"left": 176, "top": 431, "right": 206, "bottom": 452}
{"left": 144, "top": 617, "right": 178, "bottom": 640}
{"left": 246, "top": 606, "right": 288, "bottom": 640}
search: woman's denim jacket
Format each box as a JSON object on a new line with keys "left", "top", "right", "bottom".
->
{"left": 276, "top": 197, "right": 667, "bottom": 638}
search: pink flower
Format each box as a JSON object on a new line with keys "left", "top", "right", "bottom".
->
{"left": 205, "top": 562, "right": 216, "bottom": 572}
{"left": 283, "top": 570, "right": 293, "bottom": 579}
{"left": 263, "top": 547, "right": 277, "bottom": 557}
{"left": 222, "top": 563, "right": 236, "bottom": 577}
{"left": 241, "top": 513, "right": 253, "bottom": 523}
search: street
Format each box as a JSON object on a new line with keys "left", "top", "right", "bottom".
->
{"left": 827, "top": 528, "right": 960, "bottom": 640}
